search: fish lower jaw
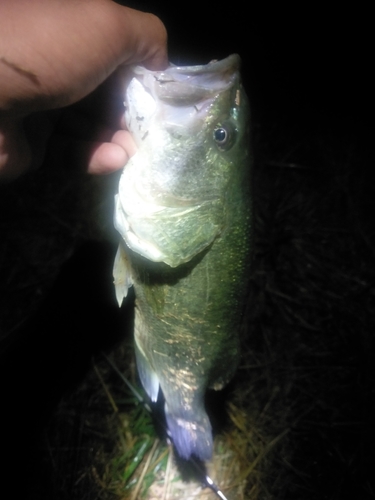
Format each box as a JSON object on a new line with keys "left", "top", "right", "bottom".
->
{"left": 122, "top": 225, "right": 166, "bottom": 263}
{"left": 114, "top": 191, "right": 167, "bottom": 263}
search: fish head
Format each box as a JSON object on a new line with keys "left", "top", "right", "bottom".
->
{"left": 114, "top": 54, "right": 250, "bottom": 268}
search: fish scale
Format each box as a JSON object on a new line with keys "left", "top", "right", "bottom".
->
{"left": 113, "top": 54, "right": 252, "bottom": 461}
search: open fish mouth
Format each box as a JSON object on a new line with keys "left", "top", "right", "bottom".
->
{"left": 124, "top": 54, "right": 241, "bottom": 142}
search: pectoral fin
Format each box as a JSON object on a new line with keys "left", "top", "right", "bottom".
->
{"left": 113, "top": 244, "right": 133, "bottom": 307}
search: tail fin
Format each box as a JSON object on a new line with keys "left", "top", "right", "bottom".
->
{"left": 165, "top": 403, "right": 213, "bottom": 461}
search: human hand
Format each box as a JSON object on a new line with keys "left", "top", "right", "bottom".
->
{"left": 0, "top": 0, "right": 168, "bottom": 181}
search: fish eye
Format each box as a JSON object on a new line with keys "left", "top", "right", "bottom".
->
{"left": 214, "top": 127, "right": 227, "bottom": 144}
{"left": 213, "top": 122, "right": 236, "bottom": 150}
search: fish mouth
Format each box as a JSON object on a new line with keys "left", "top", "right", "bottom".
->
{"left": 124, "top": 54, "right": 241, "bottom": 142}
{"left": 133, "top": 53, "right": 241, "bottom": 102}
{"left": 170, "top": 53, "right": 240, "bottom": 74}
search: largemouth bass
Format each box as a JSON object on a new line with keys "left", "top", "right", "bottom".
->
{"left": 113, "top": 54, "right": 252, "bottom": 461}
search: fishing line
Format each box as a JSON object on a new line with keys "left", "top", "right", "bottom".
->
{"left": 102, "top": 351, "right": 229, "bottom": 500}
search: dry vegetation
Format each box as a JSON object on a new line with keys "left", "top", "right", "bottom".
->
{"left": 1, "top": 116, "right": 374, "bottom": 499}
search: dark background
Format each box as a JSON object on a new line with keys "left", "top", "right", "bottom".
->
{"left": 1, "top": 2, "right": 374, "bottom": 498}
{"left": 158, "top": 3, "right": 373, "bottom": 127}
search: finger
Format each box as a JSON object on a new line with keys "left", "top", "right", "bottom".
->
{"left": 86, "top": 143, "right": 129, "bottom": 175}
{"left": 87, "top": 130, "right": 137, "bottom": 175}
{"left": 44, "top": 129, "right": 136, "bottom": 175}
{"left": 111, "top": 129, "right": 137, "bottom": 157}
{"left": 56, "top": 99, "right": 124, "bottom": 144}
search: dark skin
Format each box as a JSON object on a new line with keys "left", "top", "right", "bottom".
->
{"left": 0, "top": 0, "right": 168, "bottom": 180}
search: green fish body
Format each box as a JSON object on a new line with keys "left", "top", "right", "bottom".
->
{"left": 113, "top": 54, "right": 252, "bottom": 461}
